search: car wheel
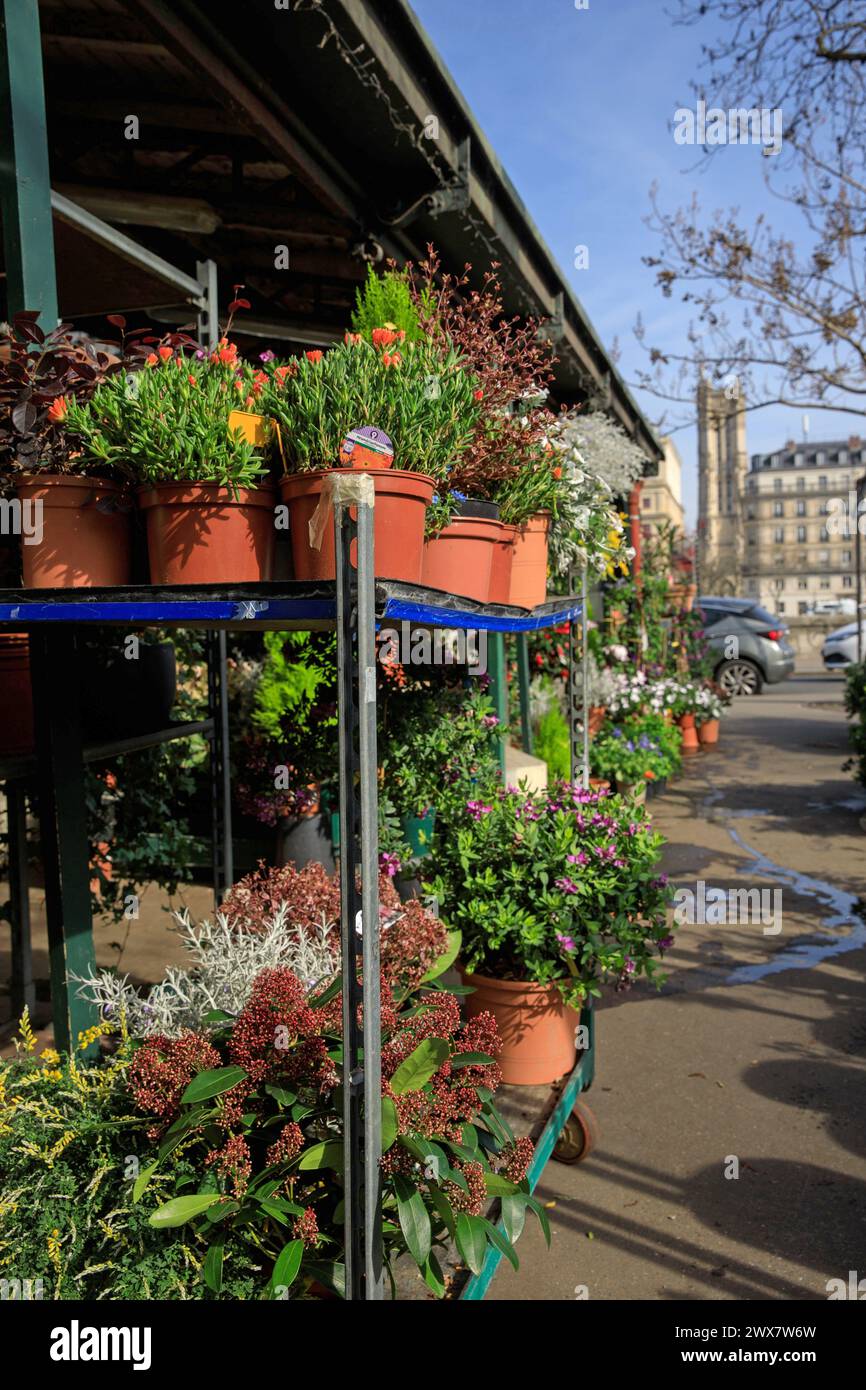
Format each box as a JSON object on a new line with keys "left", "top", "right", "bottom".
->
{"left": 716, "top": 658, "right": 763, "bottom": 696}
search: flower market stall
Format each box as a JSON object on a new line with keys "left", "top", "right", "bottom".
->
{"left": 0, "top": 244, "right": 686, "bottom": 1302}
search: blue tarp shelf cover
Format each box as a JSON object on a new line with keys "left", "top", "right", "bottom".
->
{"left": 0, "top": 582, "right": 582, "bottom": 633}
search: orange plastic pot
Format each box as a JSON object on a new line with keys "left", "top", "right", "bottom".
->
{"left": 679, "top": 712, "right": 701, "bottom": 755}
{"left": 509, "top": 512, "right": 550, "bottom": 609}
{"left": 16, "top": 475, "right": 132, "bottom": 588}
{"left": 462, "top": 970, "right": 579, "bottom": 1085}
{"left": 138, "top": 483, "right": 276, "bottom": 585}
{"left": 588, "top": 705, "right": 607, "bottom": 738}
{"left": 0, "top": 634, "right": 35, "bottom": 755}
{"left": 421, "top": 516, "right": 502, "bottom": 603}
{"left": 489, "top": 522, "right": 517, "bottom": 604}
{"left": 698, "top": 716, "right": 720, "bottom": 746}
{"left": 280, "top": 468, "right": 433, "bottom": 583}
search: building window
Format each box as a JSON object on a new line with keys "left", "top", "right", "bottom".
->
{"left": 774, "top": 478, "right": 783, "bottom": 492}
{"left": 798, "top": 601, "right": 809, "bottom": 614}
{"left": 843, "top": 575, "right": 853, "bottom": 588}
{"left": 778, "top": 601, "right": 786, "bottom": 613}
{"left": 798, "top": 579, "right": 808, "bottom": 590}
{"left": 773, "top": 501, "right": 784, "bottom": 517}
{"left": 819, "top": 475, "right": 828, "bottom": 490}
{"left": 796, "top": 500, "right": 806, "bottom": 516}
{"left": 796, "top": 477, "right": 805, "bottom": 491}
{"left": 797, "top": 526, "right": 807, "bottom": 543}
{"left": 842, "top": 551, "right": 852, "bottom": 565}
{"left": 819, "top": 549, "right": 829, "bottom": 564}
{"left": 816, "top": 451, "right": 825, "bottom": 465}
{"left": 774, "top": 527, "right": 785, "bottom": 543}
{"left": 820, "top": 578, "right": 831, "bottom": 589}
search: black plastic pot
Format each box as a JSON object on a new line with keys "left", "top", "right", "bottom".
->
{"left": 456, "top": 497, "right": 500, "bottom": 521}
{"left": 80, "top": 641, "right": 177, "bottom": 741}
{"left": 276, "top": 812, "right": 336, "bottom": 873}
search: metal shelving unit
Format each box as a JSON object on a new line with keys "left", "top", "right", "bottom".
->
{"left": 0, "top": 495, "right": 592, "bottom": 1301}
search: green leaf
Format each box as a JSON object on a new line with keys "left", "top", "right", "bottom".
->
{"left": 524, "top": 1193, "right": 552, "bottom": 1247}
{"left": 264, "top": 1084, "right": 297, "bottom": 1107}
{"left": 309, "top": 973, "right": 342, "bottom": 1009}
{"left": 501, "top": 1194, "right": 526, "bottom": 1246}
{"left": 482, "top": 1097, "right": 515, "bottom": 1142}
{"left": 381, "top": 1096, "right": 398, "bottom": 1153}
{"left": 451, "top": 1052, "right": 495, "bottom": 1067}
{"left": 455, "top": 1211, "right": 488, "bottom": 1276}
{"left": 483, "top": 1172, "right": 521, "bottom": 1197}
{"left": 149, "top": 1194, "right": 222, "bottom": 1228}
{"left": 421, "top": 1250, "right": 446, "bottom": 1297}
{"left": 298, "top": 1140, "right": 343, "bottom": 1171}
{"left": 428, "top": 1186, "right": 456, "bottom": 1239}
{"left": 393, "top": 1176, "right": 432, "bottom": 1267}
{"left": 304, "top": 1259, "right": 346, "bottom": 1299}
{"left": 389, "top": 1037, "right": 450, "bottom": 1095}
{"left": 201, "top": 1009, "right": 235, "bottom": 1025}
{"left": 270, "top": 1239, "right": 304, "bottom": 1297}
{"left": 421, "top": 930, "right": 461, "bottom": 982}
{"left": 181, "top": 1065, "right": 247, "bottom": 1105}
{"left": 481, "top": 1218, "right": 519, "bottom": 1272}
{"left": 132, "top": 1159, "right": 159, "bottom": 1203}
{"left": 203, "top": 1238, "right": 224, "bottom": 1293}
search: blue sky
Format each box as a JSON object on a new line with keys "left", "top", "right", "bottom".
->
{"left": 409, "top": 0, "right": 865, "bottom": 524}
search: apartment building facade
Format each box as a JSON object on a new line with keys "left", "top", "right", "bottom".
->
{"left": 640, "top": 436, "right": 686, "bottom": 535}
{"left": 742, "top": 437, "right": 863, "bottom": 615}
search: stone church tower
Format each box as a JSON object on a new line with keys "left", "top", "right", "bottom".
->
{"left": 697, "top": 379, "right": 748, "bottom": 594}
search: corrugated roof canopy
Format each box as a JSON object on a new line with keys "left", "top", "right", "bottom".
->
{"left": 29, "top": 0, "right": 660, "bottom": 465}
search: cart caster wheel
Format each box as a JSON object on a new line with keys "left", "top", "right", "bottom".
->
{"left": 553, "top": 1100, "right": 599, "bottom": 1164}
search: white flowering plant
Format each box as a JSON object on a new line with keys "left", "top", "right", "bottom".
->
{"left": 544, "top": 415, "right": 635, "bottom": 580}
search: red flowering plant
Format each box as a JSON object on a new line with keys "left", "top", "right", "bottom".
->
{"left": 259, "top": 327, "right": 481, "bottom": 487}
{"left": 131, "top": 910, "right": 548, "bottom": 1297}
{"left": 62, "top": 297, "right": 267, "bottom": 488}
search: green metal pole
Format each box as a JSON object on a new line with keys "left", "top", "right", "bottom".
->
{"left": 30, "top": 628, "right": 98, "bottom": 1056}
{"left": 487, "top": 633, "right": 507, "bottom": 778}
{"left": 516, "top": 633, "right": 533, "bottom": 754}
{"left": 0, "top": 0, "right": 58, "bottom": 324}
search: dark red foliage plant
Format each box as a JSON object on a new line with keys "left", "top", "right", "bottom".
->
{"left": 405, "top": 246, "right": 558, "bottom": 498}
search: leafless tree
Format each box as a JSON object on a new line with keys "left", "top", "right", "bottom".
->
{"left": 635, "top": 1, "right": 866, "bottom": 430}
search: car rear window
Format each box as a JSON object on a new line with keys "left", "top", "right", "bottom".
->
{"left": 743, "top": 605, "right": 780, "bottom": 625}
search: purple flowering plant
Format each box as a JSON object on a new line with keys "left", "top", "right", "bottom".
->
{"left": 427, "top": 780, "right": 674, "bottom": 1006}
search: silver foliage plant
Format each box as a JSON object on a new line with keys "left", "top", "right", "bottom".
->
{"left": 545, "top": 408, "right": 643, "bottom": 579}
{"left": 74, "top": 903, "right": 338, "bottom": 1039}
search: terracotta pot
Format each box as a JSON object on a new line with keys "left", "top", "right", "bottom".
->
{"left": 0, "top": 633, "right": 35, "bottom": 755}
{"left": 280, "top": 468, "right": 433, "bottom": 584}
{"left": 138, "top": 483, "right": 276, "bottom": 585}
{"left": 421, "top": 516, "right": 501, "bottom": 603}
{"left": 615, "top": 779, "right": 647, "bottom": 806}
{"left": 589, "top": 776, "right": 611, "bottom": 792}
{"left": 509, "top": 512, "right": 550, "bottom": 609}
{"left": 16, "top": 474, "right": 131, "bottom": 588}
{"left": 698, "top": 716, "right": 720, "bottom": 746}
{"left": 588, "top": 705, "right": 607, "bottom": 738}
{"left": 679, "top": 712, "right": 701, "bottom": 755}
{"left": 488, "top": 522, "right": 518, "bottom": 604}
{"left": 462, "top": 970, "right": 579, "bottom": 1085}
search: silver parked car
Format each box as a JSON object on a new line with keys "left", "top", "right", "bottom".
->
{"left": 697, "top": 597, "right": 796, "bottom": 695}
{"left": 822, "top": 620, "right": 866, "bottom": 671}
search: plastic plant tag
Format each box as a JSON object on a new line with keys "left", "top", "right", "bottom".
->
{"left": 308, "top": 470, "right": 375, "bottom": 552}
{"left": 340, "top": 424, "right": 394, "bottom": 469}
{"left": 228, "top": 409, "right": 274, "bottom": 447}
